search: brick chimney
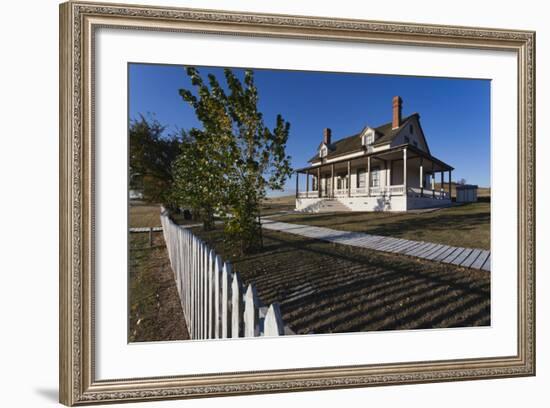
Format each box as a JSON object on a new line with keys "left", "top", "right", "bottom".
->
{"left": 323, "top": 128, "right": 332, "bottom": 145}
{"left": 392, "top": 96, "right": 402, "bottom": 129}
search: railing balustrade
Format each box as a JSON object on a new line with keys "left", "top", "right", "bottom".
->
{"left": 388, "top": 185, "right": 405, "bottom": 195}
{"left": 297, "top": 191, "right": 319, "bottom": 198}
{"left": 407, "top": 187, "right": 450, "bottom": 199}
{"left": 297, "top": 184, "right": 449, "bottom": 199}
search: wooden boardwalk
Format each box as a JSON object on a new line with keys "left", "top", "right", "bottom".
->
{"left": 262, "top": 220, "right": 491, "bottom": 272}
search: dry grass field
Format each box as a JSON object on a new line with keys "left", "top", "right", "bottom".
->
{"left": 130, "top": 196, "right": 298, "bottom": 227}
{"left": 276, "top": 202, "right": 490, "bottom": 250}
{"left": 129, "top": 202, "right": 200, "bottom": 228}
{"left": 129, "top": 202, "right": 163, "bottom": 228}
{"left": 192, "top": 227, "right": 490, "bottom": 335}
{"left": 261, "top": 195, "right": 296, "bottom": 215}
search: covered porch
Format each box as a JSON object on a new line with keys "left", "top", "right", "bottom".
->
{"left": 295, "top": 144, "right": 454, "bottom": 207}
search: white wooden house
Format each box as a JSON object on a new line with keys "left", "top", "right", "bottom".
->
{"left": 295, "top": 96, "right": 454, "bottom": 212}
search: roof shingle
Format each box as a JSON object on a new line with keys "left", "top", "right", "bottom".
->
{"left": 308, "top": 113, "right": 419, "bottom": 163}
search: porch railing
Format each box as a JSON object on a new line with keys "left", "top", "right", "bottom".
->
{"left": 297, "top": 191, "right": 319, "bottom": 198}
{"left": 352, "top": 185, "right": 406, "bottom": 197}
{"left": 334, "top": 188, "right": 348, "bottom": 197}
{"left": 407, "top": 187, "right": 450, "bottom": 199}
{"left": 388, "top": 185, "right": 405, "bottom": 195}
{"left": 297, "top": 185, "right": 450, "bottom": 199}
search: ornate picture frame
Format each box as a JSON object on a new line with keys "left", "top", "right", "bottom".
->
{"left": 59, "top": 1, "right": 535, "bottom": 405}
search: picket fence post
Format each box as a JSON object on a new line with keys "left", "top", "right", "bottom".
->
{"left": 197, "top": 239, "right": 202, "bottom": 339}
{"left": 221, "top": 262, "right": 232, "bottom": 338}
{"left": 231, "top": 273, "right": 243, "bottom": 338}
{"left": 197, "top": 241, "right": 203, "bottom": 340}
{"left": 187, "top": 233, "right": 192, "bottom": 338}
{"left": 184, "top": 230, "right": 190, "bottom": 328}
{"left": 189, "top": 236, "right": 194, "bottom": 339}
{"left": 244, "top": 284, "right": 260, "bottom": 337}
{"left": 174, "top": 228, "right": 182, "bottom": 299}
{"left": 202, "top": 243, "right": 208, "bottom": 339}
{"left": 192, "top": 236, "right": 197, "bottom": 339}
{"left": 213, "top": 255, "right": 222, "bottom": 339}
{"left": 263, "top": 303, "right": 285, "bottom": 337}
{"left": 207, "top": 250, "right": 215, "bottom": 339}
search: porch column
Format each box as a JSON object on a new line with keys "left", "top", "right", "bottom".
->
{"left": 431, "top": 162, "right": 435, "bottom": 198}
{"left": 403, "top": 148, "right": 408, "bottom": 195}
{"left": 347, "top": 160, "right": 351, "bottom": 197}
{"left": 448, "top": 170, "right": 452, "bottom": 200}
{"left": 317, "top": 167, "right": 321, "bottom": 198}
{"left": 388, "top": 160, "right": 392, "bottom": 189}
{"left": 331, "top": 163, "right": 335, "bottom": 198}
{"left": 419, "top": 157, "right": 424, "bottom": 197}
{"left": 367, "top": 156, "right": 371, "bottom": 197}
{"left": 295, "top": 172, "right": 299, "bottom": 198}
{"left": 440, "top": 171, "right": 444, "bottom": 195}
{"left": 306, "top": 170, "right": 309, "bottom": 197}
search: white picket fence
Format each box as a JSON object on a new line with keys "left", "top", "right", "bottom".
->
{"left": 160, "top": 207, "right": 288, "bottom": 339}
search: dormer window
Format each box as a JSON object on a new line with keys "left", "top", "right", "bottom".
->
{"left": 319, "top": 145, "right": 328, "bottom": 158}
{"left": 362, "top": 129, "right": 375, "bottom": 146}
{"left": 404, "top": 136, "right": 410, "bottom": 143}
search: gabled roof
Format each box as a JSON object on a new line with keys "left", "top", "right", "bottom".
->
{"left": 372, "top": 113, "right": 418, "bottom": 146}
{"left": 308, "top": 113, "right": 419, "bottom": 163}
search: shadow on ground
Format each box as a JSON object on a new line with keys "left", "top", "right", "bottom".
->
{"left": 193, "top": 227, "right": 491, "bottom": 336}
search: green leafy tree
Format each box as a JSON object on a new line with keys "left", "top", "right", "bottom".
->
{"left": 129, "top": 114, "right": 180, "bottom": 203}
{"left": 174, "top": 67, "right": 292, "bottom": 252}
{"left": 171, "top": 128, "right": 229, "bottom": 230}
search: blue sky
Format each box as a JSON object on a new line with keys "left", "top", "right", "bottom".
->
{"left": 129, "top": 63, "right": 490, "bottom": 195}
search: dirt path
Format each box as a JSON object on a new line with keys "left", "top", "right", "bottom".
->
{"left": 129, "top": 232, "right": 190, "bottom": 342}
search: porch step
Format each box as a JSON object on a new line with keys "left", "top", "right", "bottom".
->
{"left": 317, "top": 199, "right": 352, "bottom": 213}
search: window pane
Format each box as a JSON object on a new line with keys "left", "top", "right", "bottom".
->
{"left": 371, "top": 167, "right": 380, "bottom": 187}
{"left": 357, "top": 168, "right": 366, "bottom": 188}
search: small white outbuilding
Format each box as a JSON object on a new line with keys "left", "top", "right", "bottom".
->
{"left": 456, "top": 184, "right": 478, "bottom": 203}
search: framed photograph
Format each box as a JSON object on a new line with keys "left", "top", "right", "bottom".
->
{"left": 59, "top": 1, "right": 535, "bottom": 405}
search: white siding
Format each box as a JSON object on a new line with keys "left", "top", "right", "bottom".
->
{"left": 339, "top": 196, "right": 407, "bottom": 212}
{"left": 390, "top": 117, "right": 430, "bottom": 153}
{"left": 296, "top": 196, "right": 408, "bottom": 212}
{"left": 315, "top": 150, "right": 366, "bottom": 164}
